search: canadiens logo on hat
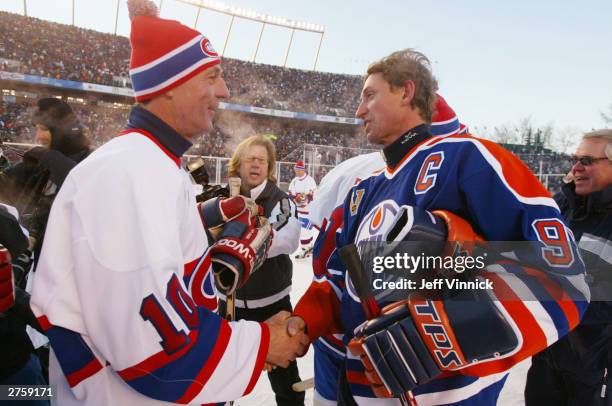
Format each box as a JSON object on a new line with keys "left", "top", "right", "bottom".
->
{"left": 200, "top": 38, "right": 218, "bottom": 58}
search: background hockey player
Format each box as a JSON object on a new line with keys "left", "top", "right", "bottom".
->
{"left": 303, "top": 94, "right": 470, "bottom": 405}
{"left": 29, "top": 1, "right": 308, "bottom": 404}
{"left": 290, "top": 48, "right": 589, "bottom": 405}
{"left": 288, "top": 160, "right": 317, "bottom": 258}
{"left": 525, "top": 129, "right": 612, "bottom": 405}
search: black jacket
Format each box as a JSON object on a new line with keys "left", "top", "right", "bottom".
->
{"left": 236, "top": 181, "right": 295, "bottom": 301}
{"left": 553, "top": 183, "right": 612, "bottom": 366}
{"left": 0, "top": 208, "right": 34, "bottom": 380}
{"left": 13, "top": 130, "right": 90, "bottom": 266}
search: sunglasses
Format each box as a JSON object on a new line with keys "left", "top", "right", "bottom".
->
{"left": 570, "top": 156, "right": 608, "bottom": 166}
{"left": 244, "top": 156, "right": 268, "bottom": 165}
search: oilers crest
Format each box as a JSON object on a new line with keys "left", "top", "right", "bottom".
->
{"left": 347, "top": 200, "right": 400, "bottom": 302}
{"left": 354, "top": 199, "right": 400, "bottom": 243}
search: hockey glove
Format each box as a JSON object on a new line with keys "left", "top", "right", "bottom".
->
{"left": 0, "top": 246, "right": 15, "bottom": 313}
{"left": 349, "top": 293, "right": 519, "bottom": 398}
{"left": 384, "top": 206, "right": 484, "bottom": 277}
{"left": 348, "top": 298, "right": 442, "bottom": 398}
{"left": 210, "top": 212, "right": 273, "bottom": 295}
{"left": 294, "top": 193, "right": 305, "bottom": 205}
{"left": 198, "top": 196, "right": 260, "bottom": 240}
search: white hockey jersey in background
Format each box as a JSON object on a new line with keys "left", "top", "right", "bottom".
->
{"left": 288, "top": 174, "right": 317, "bottom": 210}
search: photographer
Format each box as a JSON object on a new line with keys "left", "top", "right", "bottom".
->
{"left": 219, "top": 135, "right": 304, "bottom": 405}
{"left": 11, "top": 98, "right": 90, "bottom": 264}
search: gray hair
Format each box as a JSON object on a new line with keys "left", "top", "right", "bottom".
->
{"left": 583, "top": 129, "right": 612, "bottom": 161}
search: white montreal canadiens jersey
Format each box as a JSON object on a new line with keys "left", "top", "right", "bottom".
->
{"left": 288, "top": 174, "right": 317, "bottom": 209}
{"left": 30, "top": 131, "right": 268, "bottom": 405}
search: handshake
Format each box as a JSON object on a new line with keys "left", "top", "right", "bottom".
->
{"left": 264, "top": 312, "right": 309, "bottom": 369}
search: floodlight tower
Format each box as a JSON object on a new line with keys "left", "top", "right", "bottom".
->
{"left": 178, "top": 0, "right": 326, "bottom": 70}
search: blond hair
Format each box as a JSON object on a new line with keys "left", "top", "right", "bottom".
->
{"left": 583, "top": 129, "right": 612, "bottom": 161}
{"left": 366, "top": 49, "right": 439, "bottom": 123}
{"left": 227, "top": 135, "right": 277, "bottom": 182}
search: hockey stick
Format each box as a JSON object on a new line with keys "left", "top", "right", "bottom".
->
{"left": 226, "top": 178, "right": 241, "bottom": 406}
{"left": 292, "top": 377, "right": 314, "bottom": 392}
{"left": 338, "top": 244, "right": 417, "bottom": 406}
{"left": 224, "top": 177, "right": 242, "bottom": 324}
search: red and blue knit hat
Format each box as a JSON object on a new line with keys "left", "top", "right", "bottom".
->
{"left": 294, "top": 161, "right": 305, "bottom": 170}
{"left": 430, "top": 94, "right": 469, "bottom": 136}
{"left": 127, "top": 0, "right": 221, "bottom": 102}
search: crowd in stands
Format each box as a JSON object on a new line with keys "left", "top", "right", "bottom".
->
{"left": 0, "top": 10, "right": 573, "bottom": 192}
{"left": 0, "top": 12, "right": 130, "bottom": 86}
{"left": 1, "top": 96, "right": 571, "bottom": 193}
{"left": 0, "top": 98, "right": 362, "bottom": 161}
{"left": 0, "top": 11, "right": 362, "bottom": 116}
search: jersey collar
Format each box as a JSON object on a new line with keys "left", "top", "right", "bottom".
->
{"left": 125, "top": 106, "right": 192, "bottom": 161}
{"left": 382, "top": 124, "right": 431, "bottom": 170}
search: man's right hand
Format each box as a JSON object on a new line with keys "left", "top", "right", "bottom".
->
{"left": 264, "top": 311, "right": 309, "bottom": 368}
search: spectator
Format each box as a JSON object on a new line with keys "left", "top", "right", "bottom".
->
{"left": 0, "top": 203, "right": 46, "bottom": 404}
{"left": 221, "top": 135, "right": 304, "bottom": 406}
{"left": 525, "top": 129, "right": 612, "bottom": 405}
{"left": 12, "top": 98, "right": 90, "bottom": 268}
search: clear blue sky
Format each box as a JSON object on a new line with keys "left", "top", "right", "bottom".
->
{"left": 2, "top": 0, "right": 611, "bottom": 132}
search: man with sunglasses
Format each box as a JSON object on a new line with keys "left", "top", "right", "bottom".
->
{"left": 526, "top": 129, "right": 612, "bottom": 405}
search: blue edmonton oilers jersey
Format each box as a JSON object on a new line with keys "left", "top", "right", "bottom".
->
{"left": 333, "top": 125, "right": 588, "bottom": 405}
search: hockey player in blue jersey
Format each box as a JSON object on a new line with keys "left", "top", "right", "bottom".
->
{"left": 292, "top": 49, "right": 589, "bottom": 405}
{"left": 302, "top": 94, "right": 470, "bottom": 405}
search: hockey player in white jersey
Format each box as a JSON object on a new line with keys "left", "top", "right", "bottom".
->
{"left": 288, "top": 161, "right": 317, "bottom": 258}
{"left": 29, "top": 1, "right": 308, "bottom": 404}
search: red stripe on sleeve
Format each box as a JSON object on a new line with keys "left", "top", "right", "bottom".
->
{"left": 243, "top": 322, "right": 270, "bottom": 396}
{"left": 175, "top": 321, "right": 232, "bottom": 404}
{"left": 521, "top": 267, "right": 581, "bottom": 329}
{"left": 37, "top": 315, "right": 52, "bottom": 331}
{"left": 66, "top": 359, "right": 104, "bottom": 387}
